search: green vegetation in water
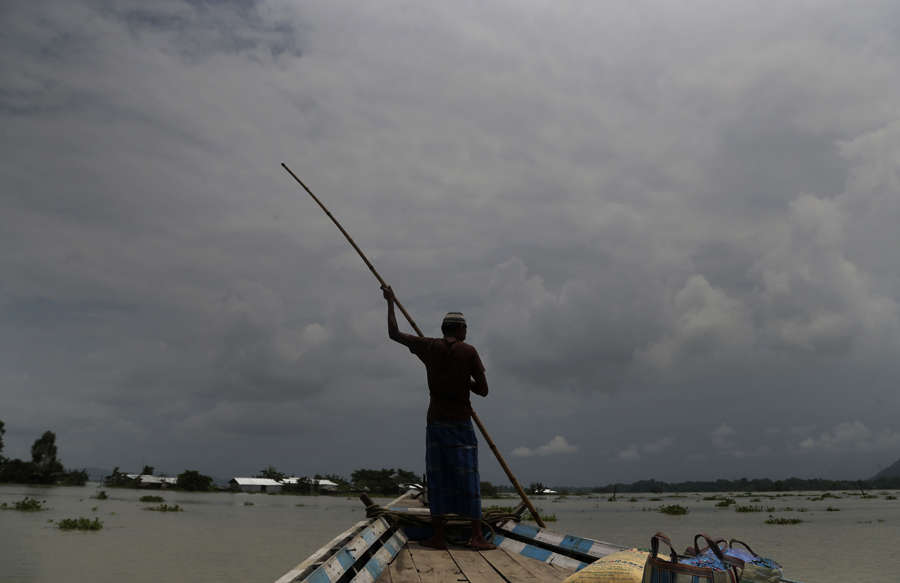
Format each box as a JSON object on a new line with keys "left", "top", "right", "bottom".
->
{"left": 885, "top": 495, "right": 897, "bottom": 500}
{"left": 765, "top": 516, "right": 803, "bottom": 525}
{"left": 243, "top": 501, "right": 255, "bottom": 506}
{"left": 628, "top": 497, "right": 639, "bottom": 502}
{"left": 750, "top": 498, "right": 761, "bottom": 503}
{"left": 860, "top": 494, "right": 879, "bottom": 499}
{"left": 146, "top": 503, "right": 183, "bottom": 512}
{"left": 140, "top": 495, "right": 164, "bottom": 503}
{"left": 1, "top": 497, "right": 46, "bottom": 511}
{"left": 91, "top": 506, "right": 98, "bottom": 512}
{"left": 94, "top": 490, "right": 108, "bottom": 500}
{"left": 735, "top": 505, "right": 764, "bottom": 513}
{"left": 797, "top": 507, "right": 809, "bottom": 512}
{"left": 658, "top": 504, "right": 688, "bottom": 515}
{"left": 648, "top": 497, "right": 662, "bottom": 501}
{"left": 715, "top": 498, "right": 735, "bottom": 507}
{"left": 826, "top": 506, "right": 841, "bottom": 511}
{"left": 58, "top": 517, "right": 103, "bottom": 531}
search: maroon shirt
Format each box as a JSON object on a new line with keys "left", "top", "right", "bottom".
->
{"left": 402, "top": 336, "right": 486, "bottom": 422}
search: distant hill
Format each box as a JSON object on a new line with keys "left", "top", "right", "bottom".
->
{"left": 873, "top": 457, "right": 900, "bottom": 480}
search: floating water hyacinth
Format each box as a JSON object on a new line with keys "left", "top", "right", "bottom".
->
{"left": 146, "top": 503, "right": 183, "bottom": 512}
{"left": 765, "top": 516, "right": 803, "bottom": 525}
{"left": 58, "top": 517, "right": 103, "bottom": 531}
{"left": 0, "top": 497, "right": 46, "bottom": 511}
{"left": 658, "top": 504, "right": 688, "bottom": 515}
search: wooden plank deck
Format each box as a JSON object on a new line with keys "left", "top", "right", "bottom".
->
{"left": 375, "top": 493, "right": 575, "bottom": 583}
{"left": 447, "top": 548, "right": 506, "bottom": 583}
{"left": 375, "top": 544, "right": 575, "bottom": 583}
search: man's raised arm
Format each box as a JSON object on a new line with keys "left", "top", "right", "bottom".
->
{"left": 383, "top": 285, "right": 417, "bottom": 346}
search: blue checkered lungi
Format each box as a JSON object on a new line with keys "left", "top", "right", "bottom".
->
{"left": 426, "top": 420, "right": 481, "bottom": 518}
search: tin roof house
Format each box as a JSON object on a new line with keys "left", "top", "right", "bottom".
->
{"left": 125, "top": 474, "right": 179, "bottom": 489}
{"left": 230, "top": 477, "right": 283, "bottom": 493}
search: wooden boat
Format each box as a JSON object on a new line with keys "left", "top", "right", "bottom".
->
{"left": 274, "top": 489, "right": 810, "bottom": 583}
{"left": 273, "top": 489, "right": 629, "bottom": 583}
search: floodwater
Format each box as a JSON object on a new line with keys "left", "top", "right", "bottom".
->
{"left": 1, "top": 484, "right": 898, "bottom": 582}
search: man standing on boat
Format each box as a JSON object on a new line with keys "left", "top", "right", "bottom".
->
{"left": 382, "top": 285, "right": 495, "bottom": 550}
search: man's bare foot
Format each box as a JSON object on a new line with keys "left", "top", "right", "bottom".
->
{"left": 419, "top": 537, "right": 448, "bottom": 550}
{"left": 467, "top": 538, "right": 496, "bottom": 550}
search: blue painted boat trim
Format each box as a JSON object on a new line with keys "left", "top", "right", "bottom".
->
{"left": 358, "top": 530, "right": 405, "bottom": 583}
{"left": 520, "top": 544, "right": 552, "bottom": 562}
{"left": 335, "top": 550, "right": 355, "bottom": 570}
{"left": 307, "top": 568, "right": 331, "bottom": 583}
{"left": 511, "top": 523, "right": 540, "bottom": 538}
{"left": 492, "top": 533, "right": 590, "bottom": 572}
{"left": 562, "top": 534, "right": 595, "bottom": 554}
{"left": 361, "top": 527, "right": 378, "bottom": 545}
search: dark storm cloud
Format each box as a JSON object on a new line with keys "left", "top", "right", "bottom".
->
{"left": 2, "top": 0, "right": 900, "bottom": 485}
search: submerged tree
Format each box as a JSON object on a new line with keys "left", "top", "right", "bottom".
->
{"left": 0, "top": 427, "right": 84, "bottom": 486}
{"left": 31, "top": 431, "right": 63, "bottom": 483}
{"left": 177, "top": 469, "right": 213, "bottom": 491}
{"left": 104, "top": 467, "right": 136, "bottom": 488}
{"left": 282, "top": 476, "right": 312, "bottom": 494}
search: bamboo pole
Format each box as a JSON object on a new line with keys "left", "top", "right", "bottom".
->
{"left": 281, "top": 162, "right": 546, "bottom": 528}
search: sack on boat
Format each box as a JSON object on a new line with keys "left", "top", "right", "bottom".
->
{"left": 690, "top": 536, "right": 783, "bottom": 583}
{"left": 724, "top": 539, "right": 783, "bottom": 583}
{"left": 642, "top": 532, "right": 739, "bottom": 583}
{"left": 563, "top": 549, "right": 660, "bottom": 583}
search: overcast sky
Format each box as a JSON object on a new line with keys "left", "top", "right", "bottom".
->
{"left": 3, "top": 0, "right": 900, "bottom": 486}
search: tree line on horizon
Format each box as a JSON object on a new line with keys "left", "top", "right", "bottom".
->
{"left": 0, "top": 420, "right": 88, "bottom": 485}
{"left": 598, "top": 476, "right": 900, "bottom": 493}
{"left": 494, "top": 475, "right": 900, "bottom": 494}
{"left": 101, "top": 464, "right": 425, "bottom": 495}
{"left": 6, "top": 419, "right": 899, "bottom": 493}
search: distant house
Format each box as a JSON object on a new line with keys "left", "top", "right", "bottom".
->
{"left": 281, "top": 477, "right": 339, "bottom": 491}
{"left": 126, "top": 474, "right": 178, "bottom": 489}
{"left": 313, "top": 478, "right": 338, "bottom": 491}
{"left": 538, "top": 488, "right": 558, "bottom": 495}
{"left": 230, "top": 477, "right": 283, "bottom": 493}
